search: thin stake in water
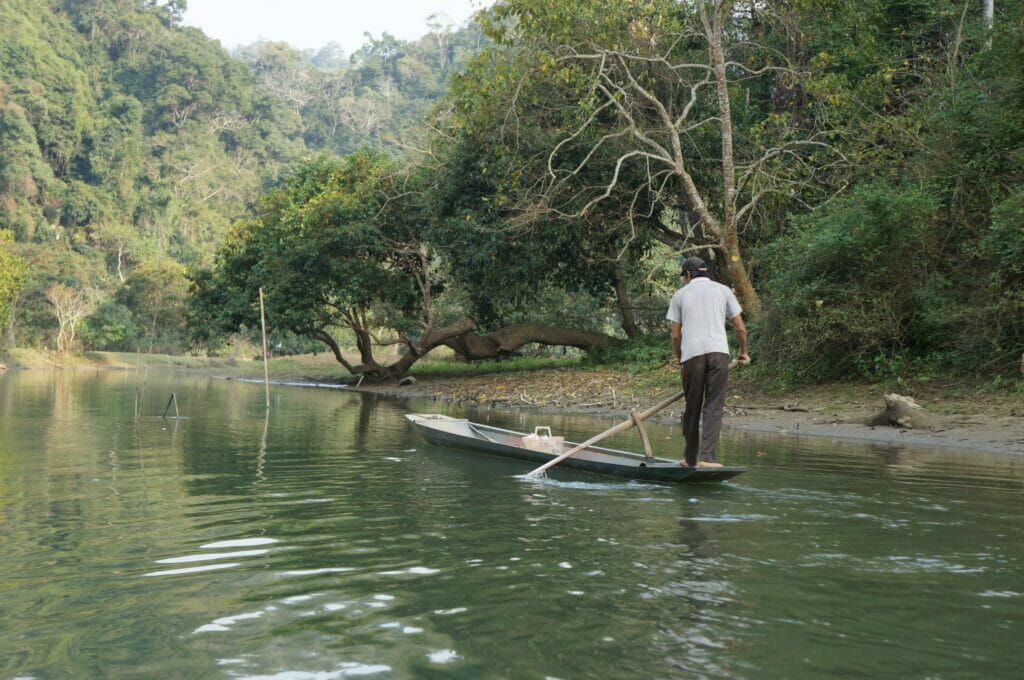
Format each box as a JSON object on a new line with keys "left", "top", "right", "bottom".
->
{"left": 259, "top": 287, "right": 270, "bottom": 411}
{"left": 162, "top": 393, "right": 180, "bottom": 419}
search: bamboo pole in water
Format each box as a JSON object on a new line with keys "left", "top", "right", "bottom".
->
{"left": 259, "top": 287, "right": 270, "bottom": 411}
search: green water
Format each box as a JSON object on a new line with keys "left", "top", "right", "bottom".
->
{"left": 1, "top": 370, "right": 1021, "bottom": 679}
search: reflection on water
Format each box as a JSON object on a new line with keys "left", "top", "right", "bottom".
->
{"left": 0, "top": 370, "right": 1021, "bottom": 679}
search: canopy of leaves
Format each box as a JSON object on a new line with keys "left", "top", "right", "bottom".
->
{"left": 758, "top": 0, "right": 1024, "bottom": 377}
{"left": 0, "top": 0, "right": 480, "bottom": 354}
{"left": 190, "top": 152, "right": 420, "bottom": 347}
{"left": 4, "top": 0, "right": 1021, "bottom": 381}
{"left": 0, "top": 230, "right": 28, "bottom": 339}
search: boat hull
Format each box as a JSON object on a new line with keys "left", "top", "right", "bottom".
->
{"left": 405, "top": 414, "right": 745, "bottom": 483}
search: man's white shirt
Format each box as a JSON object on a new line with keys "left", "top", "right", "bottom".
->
{"left": 666, "top": 278, "right": 742, "bottom": 363}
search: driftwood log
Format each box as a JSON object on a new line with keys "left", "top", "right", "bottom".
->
{"left": 865, "top": 394, "right": 938, "bottom": 430}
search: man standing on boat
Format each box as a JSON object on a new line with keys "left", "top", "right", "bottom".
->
{"left": 666, "top": 257, "right": 750, "bottom": 468}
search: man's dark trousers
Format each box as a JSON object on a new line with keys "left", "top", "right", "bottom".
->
{"left": 680, "top": 352, "right": 730, "bottom": 466}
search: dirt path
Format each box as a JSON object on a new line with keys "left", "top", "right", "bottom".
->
{"left": 355, "top": 366, "right": 1024, "bottom": 456}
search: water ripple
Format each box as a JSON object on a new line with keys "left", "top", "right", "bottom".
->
{"left": 144, "top": 562, "right": 241, "bottom": 577}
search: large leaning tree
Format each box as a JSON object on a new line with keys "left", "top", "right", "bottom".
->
{"left": 189, "top": 151, "right": 616, "bottom": 377}
{"left": 471, "top": 0, "right": 849, "bottom": 320}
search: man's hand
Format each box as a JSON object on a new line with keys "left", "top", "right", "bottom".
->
{"left": 737, "top": 352, "right": 751, "bottom": 365}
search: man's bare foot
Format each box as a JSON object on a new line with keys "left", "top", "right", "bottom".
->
{"left": 678, "top": 460, "right": 695, "bottom": 467}
{"left": 696, "top": 461, "right": 724, "bottom": 468}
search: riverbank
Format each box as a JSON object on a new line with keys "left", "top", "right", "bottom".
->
{"left": 353, "top": 365, "right": 1024, "bottom": 456}
{"left": 5, "top": 349, "right": 1022, "bottom": 455}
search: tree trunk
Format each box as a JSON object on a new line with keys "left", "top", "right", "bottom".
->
{"left": 442, "top": 323, "right": 616, "bottom": 360}
{"left": 307, "top": 318, "right": 618, "bottom": 378}
{"left": 4, "top": 297, "right": 17, "bottom": 348}
{"left": 705, "top": 0, "right": 763, "bottom": 320}
{"left": 984, "top": 0, "right": 995, "bottom": 48}
{"left": 309, "top": 329, "right": 357, "bottom": 373}
{"left": 613, "top": 261, "right": 640, "bottom": 338}
{"left": 722, "top": 231, "right": 762, "bottom": 320}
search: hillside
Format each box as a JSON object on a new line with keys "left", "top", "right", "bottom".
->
{"left": 0, "top": 0, "right": 480, "bottom": 352}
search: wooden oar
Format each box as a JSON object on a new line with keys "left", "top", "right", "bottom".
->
{"left": 523, "top": 356, "right": 748, "bottom": 478}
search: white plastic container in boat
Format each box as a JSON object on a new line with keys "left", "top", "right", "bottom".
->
{"left": 521, "top": 426, "right": 564, "bottom": 454}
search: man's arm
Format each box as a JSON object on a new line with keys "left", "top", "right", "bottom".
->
{"left": 731, "top": 314, "right": 750, "bottom": 364}
{"left": 670, "top": 322, "right": 682, "bottom": 362}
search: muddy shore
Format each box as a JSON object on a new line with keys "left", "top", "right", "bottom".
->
{"left": 353, "top": 366, "right": 1024, "bottom": 456}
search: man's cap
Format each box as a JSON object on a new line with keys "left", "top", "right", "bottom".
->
{"left": 680, "top": 256, "right": 708, "bottom": 275}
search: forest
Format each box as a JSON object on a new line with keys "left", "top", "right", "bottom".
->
{"left": 0, "top": 0, "right": 482, "bottom": 355}
{"left": 1, "top": 0, "right": 1022, "bottom": 383}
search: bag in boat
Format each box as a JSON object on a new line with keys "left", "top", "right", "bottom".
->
{"left": 522, "top": 426, "right": 564, "bottom": 454}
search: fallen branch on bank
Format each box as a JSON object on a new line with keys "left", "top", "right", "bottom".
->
{"left": 733, "top": 404, "right": 811, "bottom": 412}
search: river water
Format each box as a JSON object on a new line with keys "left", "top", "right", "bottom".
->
{"left": 1, "top": 370, "right": 1021, "bottom": 679}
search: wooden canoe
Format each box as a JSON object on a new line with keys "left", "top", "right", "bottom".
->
{"left": 405, "top": 414, "right": 745, "bottom": 483}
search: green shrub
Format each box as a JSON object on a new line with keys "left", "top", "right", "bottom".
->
{"left": 980, "top": 189, "right": 1024, "bottom": 367}
{"left": 759, "top": 180, "right": 952, "bottom": 380}
{"left": 80, "top": 301, "right": 139, "bottom": 351}
{"left": 987, "top": 189, "right": 1024, "bottom": 288}
{"left": 583, "top": 333, "right": 673, "bottom": 374}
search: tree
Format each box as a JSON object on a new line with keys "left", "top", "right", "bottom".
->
{"left": 190, "top": 153, "right": 617, "bottom": 377}
{"left": 468, "top": 0, "right": 850, "bottom": 320}
{"left": 117, "top": 256, "right": 189, "bottom": 352}
{"left": 0, "top": 231, "right": 28, "bottom": 345}
{"left": 423, "top": 112, "right": 648, "bottom": 338}
{"left": 426, "top": 13, "right": 456, "bottom": 70}
{"left": 45, "top": 283, "right": 97, "bottom": 356}
{"left": 80, "top": 299, "right": 139, "bottom": 350}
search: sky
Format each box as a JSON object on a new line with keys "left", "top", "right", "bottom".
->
{"left": 183, "top": 0, "right": 492, "bottom": 53}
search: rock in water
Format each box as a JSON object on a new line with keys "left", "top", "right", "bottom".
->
{"left": 865, "top": 393, "right": 937, "bottom": 429}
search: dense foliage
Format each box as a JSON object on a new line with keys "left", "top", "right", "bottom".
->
{"left": 756, "top": 0, "right": 1024, "bottom": 379}
{"left": 3, "top": 0, "right": 1021, "bottom": 383}
{"left": 192, "top": 151, "right": 619, "bottom": 376}
{"left": 0, "top": 0, "right": 477, "bottom": 353}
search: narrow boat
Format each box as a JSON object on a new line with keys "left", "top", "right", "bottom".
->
{"left": 405, "top": 414, "right": 746, "bottom": 483}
